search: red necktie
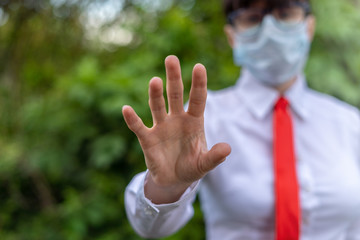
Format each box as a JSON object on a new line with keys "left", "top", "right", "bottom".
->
{"left": 273, "top": 97, "right": 300, "bottom": 240}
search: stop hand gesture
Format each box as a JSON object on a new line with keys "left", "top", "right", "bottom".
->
{"left": 122, "top": 56, "right": 231, "bottom": 204}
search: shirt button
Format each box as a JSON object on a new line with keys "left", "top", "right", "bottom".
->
{"left": 303, "top": 215, "right": 309, "bottom": 225}
{"left": 144, "top": 205, "right": 156, "bottom": 217}
{"left": 302, "top": 184, "right": 312, "bottom": 193}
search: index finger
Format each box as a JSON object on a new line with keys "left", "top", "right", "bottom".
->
{"left": 187, "top": 63, "right": 207, "bottom": 118}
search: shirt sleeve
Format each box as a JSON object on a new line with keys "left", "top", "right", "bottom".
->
{"left": 346, "top": 111, "right": 360, "bottom": 239}
{"left": 358, "top": 110, "right": 360, "bottom": 169}
{"left": 124, "top": 171, "right": 200, "bottom": 238}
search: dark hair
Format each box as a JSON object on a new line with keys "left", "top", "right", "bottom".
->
{"left": 223, "top": 0, "right": 311, "bottom": 16}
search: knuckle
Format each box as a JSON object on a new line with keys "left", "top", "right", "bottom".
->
{"left": 169, "top": 92, "right": 182, "bottom": 100}
{"left": 132, "top": 122, "right": 144, "bottom": 136}
{"left": 190, "top": 97, "right": 204, "bottom": 106}
{"left": 150, "top": 100, "right": 165, "bottom": 112}
{"left": 193, "top": 79, "right": 206, "bottom": 88}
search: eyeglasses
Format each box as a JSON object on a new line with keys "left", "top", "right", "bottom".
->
{"left": 227, "top": 2, "right": 311, "bottom": 32}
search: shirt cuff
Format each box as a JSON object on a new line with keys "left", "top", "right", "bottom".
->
{"left": 135, "top": 171, "right": 200, "bottom": 231}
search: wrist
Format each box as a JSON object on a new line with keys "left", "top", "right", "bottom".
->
{"left": 144, "top": 173, "right": 192, "bottom": 204}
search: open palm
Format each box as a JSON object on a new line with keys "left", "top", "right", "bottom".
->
{"left": 122, "top": 56, "right": 231, "bottom": 203}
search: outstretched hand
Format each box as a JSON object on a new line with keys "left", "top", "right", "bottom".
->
{"left": 122, "top": 55, "right": 231, "bottom": 203}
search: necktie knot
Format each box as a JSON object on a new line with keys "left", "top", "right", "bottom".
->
{"left": 275, "top": 97, "right": 289, "bottom": 110}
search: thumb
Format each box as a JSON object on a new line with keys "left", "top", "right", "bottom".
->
{"left": 199, "top": 143, "right": 231, "bottom": 174}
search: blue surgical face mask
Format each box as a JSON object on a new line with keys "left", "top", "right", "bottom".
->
{"left": 233, "top": 15, "right": 311, "bottom": 86}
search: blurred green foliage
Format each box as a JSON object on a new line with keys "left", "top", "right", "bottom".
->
{"left": 0, "top": 0, "right": 359, "bottom": 239}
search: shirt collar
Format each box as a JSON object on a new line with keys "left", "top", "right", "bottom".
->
{"left": 235, "top": 69, "right": 310, "bottom": 120}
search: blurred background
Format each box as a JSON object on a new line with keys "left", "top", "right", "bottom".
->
{"left": 0, "top": 0, "right": 359, "bottom": 239}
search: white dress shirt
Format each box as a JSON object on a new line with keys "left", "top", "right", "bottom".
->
{"left": 125, "top": 70, "right": 360, "bottom": 240}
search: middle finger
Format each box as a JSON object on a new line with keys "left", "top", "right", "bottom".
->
{"left": 165, "top": 55, "right": 184, "bottom": 114}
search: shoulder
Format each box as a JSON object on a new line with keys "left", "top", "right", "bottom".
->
{"left": 306, "top": 89, "right": 360, "bottom": 128}
{"left": 205, "top": 85, "right": 242, "bottom": 114}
